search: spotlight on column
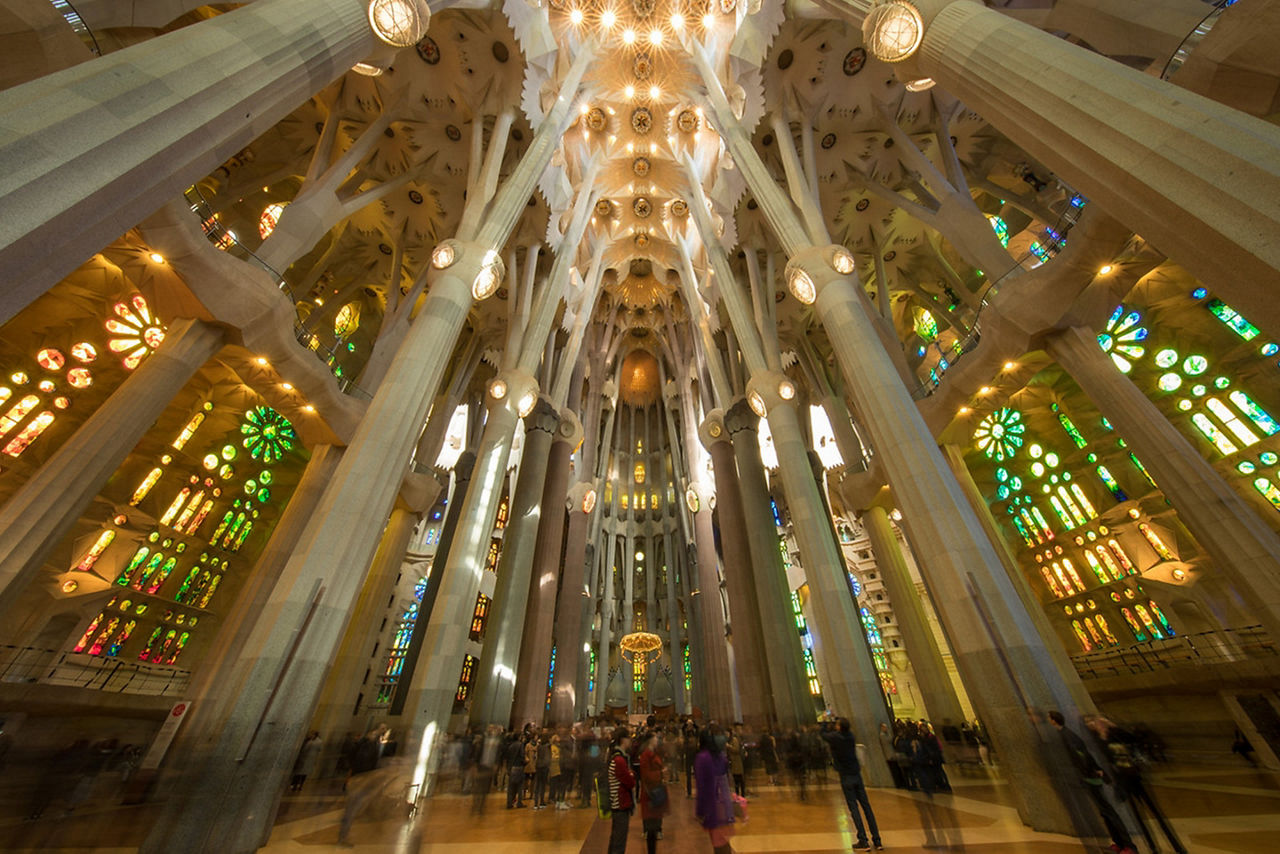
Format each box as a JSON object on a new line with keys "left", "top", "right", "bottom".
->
{"left": 147, "top": 252, "right": 166, "bottom": 264}
{"left": 685, "top": 487, "right": 700, "bottom": 513}
{"left": 904, "top": 77, "right": 935, "bottom": 92}
{"left": 352, "top": 61, "right": 385, "bottom": 77}
{"left": 788, "top": 268, "right": 817, "bottom": 305}
{"left": 431, "top": 241, "right": 457, "bottom": 269}
{"left": 472, "top": 250, "right": 504, "bottom": 300}
{"left": 489, "top": 378, "right": 509, "bottom": 400}
{"left": 1099, "top": 264, "right": 1115, "bottom": 275}
{"left": 828, "top": 246, "right": 855, "bottom": 275}
{"left": 582, "top": 489, "right": 597, "bottom": 513}
{"left": 748, "top": 389, "right": 768, "bottom": 417}
{"left": 778, "top": 379, "right": 796, "bottom": 401}
{"left": 516, "top": 390, "right": 538, "bottom": 418}
{"left": 367, "top": 0, "right": 431, "bottom": 48}
{"left": 863, "top": 2, "right": 925, "bottom": 63}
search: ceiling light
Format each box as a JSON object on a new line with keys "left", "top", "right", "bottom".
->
{"left": 431, "top": 241, "right": 457, "bottom": 269}
{"left": 635, "top": 551, "right": 645, "bottom": 561}
{"left": 303, "top": 404, "right": 315, "bottom": 413}
{"left": 649, "top": 85, "right": 660, "bottom": 99}
{"left": 281, "top": 382, "right": 294, "bottom": 391}
{"left": 863, "top": 2, "right": 924, "bottom": 63}
{"left": 624, "top": 85, "right": 635, "bottom": 99}
{"left": 1003, "top": 361, "right": 1017, "bottom": 370}
{"left": 648, "top": 29, "right": 663, "bottom": 46}
{"left": 367, "top": 0, "right": 430, "bottom": 48}
{"left": 829, "top": 246, "right": 855, "bottom": 275}
{"left": 569, "top": 8, "right": 583, "bottom": 24}
{"left": 147, "top": 252, "right": 165, "bottom": 264}
{"left": 255, "top": 357, "right": 268, "bottom": 367}
{"left": 622, "top": 28, "right": 636, "bottom": 44}
{"left": 1099, "top": 264, "right": 1114, "bottom": 275}
{"left": 490, "top": 378, "right": 508, "bottom": 400}
{"left": 978, "top": 386, "right": 992, "bottom": 395}
{"left": 778, "top": 379, "right": 796, "bottom": 400}
{"left": 670, "top": 12, "right": 684, "bottom": 29}
{"left": 313, "top": 297, "right": 324, "bottom": 305}
{"left": 904, "top": 77, "right": 935, "bottom": 92}
{"left": 958, "top": 406, "right": 971, "bottom": 415}
{"left": 601, "top": 8, "right": 617, "bottom": 28}
{"left": 748, "top": 390, "right": 768, "bottom": 417}
{"left": 788, "top": 268, "right": 816, "bottom": 305}
{"left": 517, "top": 391, "right": 537, "bottom": 418}
{"left": 702, "top": 13, "right": 713, "bottom": 27}
{"left": 473, "top": 250, "right": 503, "bottom": 300}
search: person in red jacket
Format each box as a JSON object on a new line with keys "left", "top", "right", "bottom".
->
{"left": 607, "top": 727, "right": 636, "bottom": 854}
{"left": 637, "top": 731, "right": 669, "bottom": 854}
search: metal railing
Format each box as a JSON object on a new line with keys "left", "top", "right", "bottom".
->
{"left": 0, "top": 644, "right": 191, "bottom": 696}
{"left": 1160, "top": 0, "right": 1239, "bottom": 81}
{"left": 183, "top": 185, "right": 373, "bottom": 400}
{"left": 1070, "top": 625, "right": 1277, "bottom": 680}
{"left": 909, "top": 189, "right": 1089, "bottom": 400}
{"left": 49, "top": 0, "right": 101, "bottom": 56}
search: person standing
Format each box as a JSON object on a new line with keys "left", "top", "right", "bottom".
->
{"left": 337, "top": 724, "right": 387, "bottom": 847}
{"left": 1089, "top": 715, "right": 1187, "bottom": 854}
{"left": 607, "top": 728, "right": 636, "bottom": 854}
{"left": 291, "top": 731, "right": 322, "bottom": 792}
{"left": 683, "top": 722, "right": 699, "bottom": 796}
{"left": 524, "top": 733, "right": 538, "bottom": 805}
{"left": 1048, "top": 711, "right": 1136, "bottom": 854}
{"left": 694, "top": 728, "right": 735, "bottom": 854}
{"left": 505, "top": 733, "right": 527, "bottom": 809}
{"left": 534, "top": 732, "right": 552, "bottom": 809}
{"left": 877, "top": 723, "right": 905, "bottom": 789}
{"left": 726, "top": 727, "right": 746, "bottom": 797}
{"left": 758, "top": 729, "right": 779, "bottom": 785}
{"left": 821, "top": 719, "right": 883, "bottom": 852}
{"left": 637, "top": 731, "right": 669, "bottom": 854}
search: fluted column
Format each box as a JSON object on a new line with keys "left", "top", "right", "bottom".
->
{"left": 0, "top": 0, "right": 378, "bottom": 320}
{"left": 701, "top": 413, "right": 771, "bottom": 727}
{"left": 389, "top": 450, "right": 475, "bottom": 715}
{"left": 511, "top": 412, "right": 579, "bottom": 726}
{"left": 312, "top": 505, "right": 422, "bottom": 738}
{"left": 470, "top": 397, "right": 559, "bottom": 728}
{"left": 688, "top": 483, "right": 735, "bottom": 723}
{"left": 548, "top": 485, "right": 592, "bottom": 723}
{"left": 0, "top": 317, "right": 224, "bottom": 618}
{"left": 1047, "top": 325, "right": 1280, "bottom": 640}
{"left": 884, "top": 0, "right": 1280, "bottom": 338}
{"left": 860, "top": 505, "right": 966, "bottom": 726}
{"left": 724, "top": 400, "right": 814, "bottom": 729}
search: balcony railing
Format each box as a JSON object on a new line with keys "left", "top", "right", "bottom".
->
{"left": 0, "top": 644, "right": 191, "bottom": 696}
{"left": 49, "top": 0, "right": 101, "bottom": 56}
{"left": 1070, "top": 624, "right": 1277, "bottom": 680}
{"left": 1161, "top": 0, "right": 1239, "bottom": 81}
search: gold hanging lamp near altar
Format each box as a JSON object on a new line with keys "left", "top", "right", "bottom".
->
{"left": 618, "top": 630, "right": 662, "bottom": 664}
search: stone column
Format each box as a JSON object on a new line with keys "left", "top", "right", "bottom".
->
{"left": 724, "top": 400, "right": 814, "bottom": 729}
{"left": 662, "top": 527, "right": 687, "bottom": 713}
{"left": 700, "top": 412, "right": 771, "bottom": 727}
{"left": 688, "top": 483, "right": 736, "bottom": 723}
{"left": 596, "top": 526, "right": 618, "bottom": 712}
{"left": 512, "top": 413, "right": 579, "bottom": 726}
{"left": 1047, "top": 325, "right": 1280, "bottom": 641}
{"left": 312, "top": 505, "right": 421, "bottom": 738}
{"left": 549, "top": 484, "right": 593, "bottom": 724}
{"left": 889, "top": 0, "right": 1280, "bottom": 338}
{"left": 388, "top": 450, "right": 475, "bottom": 716}
{"left": 0, "top": 317, "right": 223, "bottom": 616}
{"left": 754, "top": 391, "right": 893, "bottom": 786}
{"left": 139, "top": 241, "right": 485, "bottom": 854}
{"left": 797, "top": 250, "right": 1091, "bottom": 829}
{"left": 0, "top": 0, "right": 378, "bottom": 320}
{"left": 860, "top": 505, "right": 967, "bottom": 726}
{"left": 470, "top": 397, "right": 559, "bottom": 728}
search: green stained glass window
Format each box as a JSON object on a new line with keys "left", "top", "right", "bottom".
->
{"left": 1158, "top": 373, "right": 1182, "bottom": 392}
{"left": 1098, "top": 306, "right": 1148, "bottom": 373}
{"left": 1056, "top": 413, "right": 1087, "bottom": 448}
{"left": 1206, "top": 298, "right": 1260, "bottom": 341}
{"left": 1154, "top": 349, "right": 1179, "bottom": 368}
{"left": 1182, "top": 355, "right": 1208, "bottom": 376}
{"left": 241, "top": 406, "right": 296, "bottom": 464}
{"left": 1191, "top": 413, "right": 1239, "bottom": 455}
{"left": 1229, "top": 391, "right": 1280, "bottom": 436}
{"left": 913, "top": 308, "right": 938, "bottom": 342}
{"left": 974, "top": 408, "right": 1025, "bottom": 461}
{"left": 988, "top": 215, "right": 1010, "bottom": 248}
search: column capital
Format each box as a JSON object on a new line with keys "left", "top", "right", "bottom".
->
{"left": 426, "top": 238, "right": 505, "bottom": 303}
{"left": 553, "top": 408, "right": 583, "bottom": 447}
{"left": 724, "top": 397, "right": 760, "bottom": 435}
{"left": 524, "top": 395, "right": 562, "bottom": 436}
{"left": 741, "top": 371, "right": 799, "bottom": 421}
{"left": 786, "top": 244, "right": 859, "bottom": 307}
{"left": 485, "top": 367, "right": 540, "bottom": 418}
{"left": 697, "top": 409, "right": 731, "bottom": 450}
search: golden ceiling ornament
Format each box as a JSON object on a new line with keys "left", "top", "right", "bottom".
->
{"left": 676, "top": 109, "right": 699, "bottom": 134}
{"left": 619, "top": 630, "right": 662, "bottom": 663}
{"left": 620, "top": 349, "right": 661, "bottom": 406}
{"left": 633, "top": 156, "right": 651, "bottom": 177}
{"left": 633, "top": 52, "right": 653, "bottom": 79}
{"left": 670, "top": 199, "right": 688, "bottom": 217}
{"left": 595, "top": 198, "right": 614, "bottom": 217}
{"left": 631, "top": 107, "right": 653, "bottom": 134}
{"left": 631, "top": 0, "right": 656, "bottom": 17}
{"left": 634, "top": 230, "right": 651, "bottom": 249}
{"left": 586, "top": 106, "right": 608, "bottom": 132}
{"left": 633, "top": 197, "right": 652, "bottom": 218}
{"left": 718, "top": 0, "right": 737, "bottom": 13}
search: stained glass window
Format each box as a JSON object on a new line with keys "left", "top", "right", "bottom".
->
{"left": 987, "top": 215, "right": 1010, "bottom": 248}
{"left": 1072, "top": 620, "right": 1092, "bottom": 652}
{"left": 1206, "top": 398, "right": 1260, "bottom": 447}
{"left": 1229, "top": 391, "right": 1280, "bottom": 436}
{"left": 105, "top": 295, "right": 164, "bottom": 369}
{"left": 455, "top": 654, "right": 478, "bottom": 703}
{"left": 913, "top": 308, "right": 938, "bottom": 342}
{"left": 73, "top": 530, "right": 116, "bottom": 573}
{"left": 1253, "top": 477, "right": 1280, "bottom": 511}
{"left": 333, "top": 302, "right": 360, "bottom": 337}
{"left": 469, "top": 593, "right": 491, "bottom": 640}
{"left": 974, "top": 408, "right": 1025, "bottom": 461}
{"left": 241, "top": 406, "right": 296, "bottom": 463}
{"left": 1190, "top": 413, "right": 1238, "bottom": 455}
{"left": 1096, "top": 306, "right": 1148, "bottom": 373}
{"left": 1205, "top": 298, "right": 1259, "bottom": 340}
{"left": 1138, "top": 523, "right": 1175, "bottom": 560}
{"left": 258, "top": 203, "right": 286, "bottom": 240}
{"left": 1121, "top": 608, "right": 1147, "bottom": 642}
{"left": 1056, "top": 412, "right": 1088, "bottom": 449}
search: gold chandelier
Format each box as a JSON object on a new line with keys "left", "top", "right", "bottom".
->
{"left": 619, "top": 631, "right": 663, "bottom": 664}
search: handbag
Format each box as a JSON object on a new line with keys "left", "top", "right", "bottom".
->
{"left": 647, "top": 782, "right": 668, "bottom": 808}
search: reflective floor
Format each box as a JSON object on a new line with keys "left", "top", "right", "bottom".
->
{"left": 3, "top": 762, "right": 1277, "bottom": 852}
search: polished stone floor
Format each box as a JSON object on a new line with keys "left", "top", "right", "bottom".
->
{"left": 3, "top": 762, "right": 1278, "bottom": 852}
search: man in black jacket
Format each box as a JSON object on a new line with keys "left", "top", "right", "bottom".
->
{"left": 822, "top": 719, "right": 882, "bottom": 851}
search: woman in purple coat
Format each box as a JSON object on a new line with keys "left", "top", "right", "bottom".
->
{"left": 693, "top": 728, "right": 736, "bottom": 853}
